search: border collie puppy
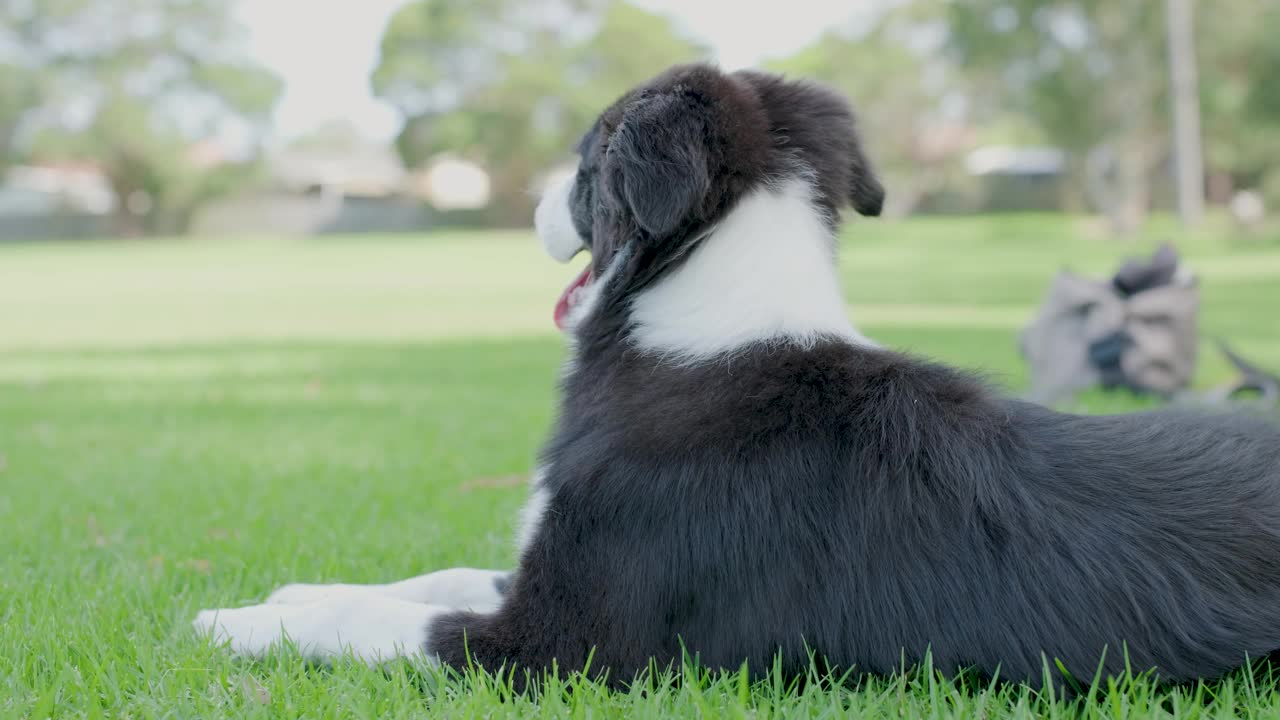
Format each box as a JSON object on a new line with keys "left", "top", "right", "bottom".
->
{"left": 195, "top": 64, "right": 1280, "bottom": 690}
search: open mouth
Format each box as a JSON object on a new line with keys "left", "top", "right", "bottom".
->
{"left": 554, "top": 263, "right": 594, "bottom": 330}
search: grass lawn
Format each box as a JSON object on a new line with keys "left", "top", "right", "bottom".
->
{"left": 2, "top": 214, "right": 1279, "bottom": 718}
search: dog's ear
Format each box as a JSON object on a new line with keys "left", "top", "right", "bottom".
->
{"left": 848, "top": 137, "right": 885, "bottom": 217}
{"left": 731, "top": 69, "right": 885, "bottom": 217}
{"left": 604, "top": 92, "right": 710, "bottom": 237}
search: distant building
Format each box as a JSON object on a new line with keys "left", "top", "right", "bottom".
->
{"left": 965, "top": 146, "right": 1066, "bottom": 177}
{"left": 0, "top": 163, "right": 115, "bottom": 240}
{"left": 0, "top": 163, "right": 115, "bottom": 215}
{"left": 197, "top": 143, "right": 441, "bottom": 236}
{"left": 964, "top": 146, "right": 1067, "bottom": 212}
{"left": 412, "top": 155, "right": 491, "bottom": 211}
{"left": 270, "top": 144, "right": 409, "bottom": 199}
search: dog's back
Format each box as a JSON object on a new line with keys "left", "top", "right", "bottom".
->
{"left": 533, "top": 339, "right": 1280, "bottom": 684}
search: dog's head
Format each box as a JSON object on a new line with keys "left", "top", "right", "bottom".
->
{"left": 536, "top": 64, "right": 883, "bottom": 338}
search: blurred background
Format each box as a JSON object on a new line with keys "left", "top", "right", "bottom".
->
{"left": 3, "top": 7, "right": 1279, "bottom": 699}
{"left": 1, "top": 0, "right": 1278, "bottom": 397}
{"left": 1, "top": 0, "right": 1276, "bottom": 240}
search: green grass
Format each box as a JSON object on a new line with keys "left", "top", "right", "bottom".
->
{"left": 2, "top": 214, "right": 1279, "bottom": 718}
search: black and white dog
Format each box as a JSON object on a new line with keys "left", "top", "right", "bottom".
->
{"left": 195, "top": 64, "right": 1280, "bottom": 689}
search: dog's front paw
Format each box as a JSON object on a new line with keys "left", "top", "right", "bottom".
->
{"left": 264, "top": 582, "right": 364, "bottom": 605}
{"left": 193, "top": 596, "right": 443, "bottom": 664}
{"left": 193, "top": 604, "right": 301, "bottom": 658}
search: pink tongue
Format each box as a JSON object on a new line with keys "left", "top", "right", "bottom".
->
{"left": 554, "top": 265, "right": 593, "bottom": 330}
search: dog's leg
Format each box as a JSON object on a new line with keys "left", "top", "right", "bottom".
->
{"left": 193, "top": 593, "right": 448, "bottom": 664}
{"left": 264, "top": 568, "right": 509, "bottom": 612}
{"left": 264, "top": 470, "right": 546, "bottom": 611}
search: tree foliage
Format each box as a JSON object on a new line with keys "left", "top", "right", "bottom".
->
{"left": 0, "top": 66, "right": 38, "bottom": 170}
{"left": 1196, "top": 0, "right": 1280, "bottom": 203}
{"left": 372, "top": 0, "right": 706, "bottom": 225}
{"left": 0, "top": 0, "right": 282, "bottom": 234}
{"left": 947, "top": 1, "right": 1171, "bottom": 231}
{"left": 946, "top": 0, "right": 1280, "bottom": 228}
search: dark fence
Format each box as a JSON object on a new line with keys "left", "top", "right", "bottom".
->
{"left": 194, "top": 192, "right": 438, "bottom": 237}
{"left": 0, "top": 213, "right": 115, "bottom": 241}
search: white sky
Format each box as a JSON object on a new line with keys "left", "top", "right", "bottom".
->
{"left": 237, "top": 0, "right": 876, "bottom": 142}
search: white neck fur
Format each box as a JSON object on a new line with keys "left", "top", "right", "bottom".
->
{"left": 628, "top": 178, "right": 870, "bottom": 362}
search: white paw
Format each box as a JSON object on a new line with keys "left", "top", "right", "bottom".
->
{"left": 264, "top": 569, "right": 508, "bottom": 611}
{"left": 383, "top": 568, "right": 507, "bottom": 612}
{"left": 194, "top": 604, "right": 302, "bottom": 658}
{"left": 264, "top": 582, "right": 366, "bottom": 606}
{"left": 193, "top": 595, "right": 444, "bottom": 664}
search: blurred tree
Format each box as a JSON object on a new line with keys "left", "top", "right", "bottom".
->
{"left": 1165, "top": 0, "right": 1204, "bottom": 226}
{"left": 372, "top": 0, "right": 705, "bottom": 225}
{"left": 1, "top": 0, "right": 281, "bottom": 234}
{"left": 1196, "top": 0, "right": 1280, "bottom": 208}
{"left": 947, "top": 1, "right": 1280, "bottom": 229}
{"left": 0, "top": 66, "right": 39, "bottom": 170}
{"left": 948, "top": 2, "right": 1169, "bottom": 233}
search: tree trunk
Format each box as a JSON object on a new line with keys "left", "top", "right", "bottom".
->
{"left": 107, "top": 179, "right": 150, "bottom": 237}
{"left": 1112, "top": 140, "right": 1152, "bottom": 235}
{"left": 1058, "top": 158, "right": 1088, "bottom": 213}
{"left": 111, "top": 207, "right": 145, "bottom": 238}
{"left": 879, "top": 168, "right": 925, "bottom": 218}
{"left": 484, "top": 160, "right": 539, "bottom": 228}
{"left": 1166, "top": 0, "right": 1206, "bottom": 226}
{"left": 1084, "top": 141, "right": 1154, "bottom": 237}
{"left": 1207, "top": 170, "right": 1234, "bottom": 205}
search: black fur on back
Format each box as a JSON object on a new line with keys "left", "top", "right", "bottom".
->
{"left": 427, "top": 65, "right": 1280, "bottom": 691}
